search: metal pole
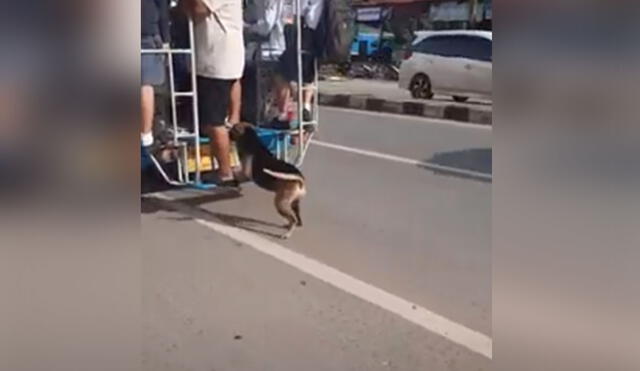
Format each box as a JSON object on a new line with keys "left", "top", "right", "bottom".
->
{"left": 296, "top": 0, "right": 304, "bottom": 159}
{"left": 188, "top": 18, "right": 203, "bottom": 184}
{"left": 313, "top": 58, "right": 318, "bottom": 124}
{"left": 148, "top": 153, "right": 186, "bottom": 187}
{"left": 180, "top": 142, "right": 189, "bottom": 182}
{"left": 165, "top": 41, "right": 183, "bottom": 183}
{"left": 283, "top": 133, "right": 289, "bottom": 161}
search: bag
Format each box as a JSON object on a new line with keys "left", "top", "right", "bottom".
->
{"left": 314, "top": 0, "right": 356, "bottom": 63}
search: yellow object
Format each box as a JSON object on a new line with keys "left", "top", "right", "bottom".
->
{"left": 187, "top": 143, "right": 240, "bottom": 173}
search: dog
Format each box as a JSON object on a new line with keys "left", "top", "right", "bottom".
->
{"left": 229, "top": 122, "right": 306, "bottom": 239}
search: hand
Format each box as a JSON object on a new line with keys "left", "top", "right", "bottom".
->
{"left": 182, "top": 0, "right": 210, "bottom": 21}
{"left": 162, "top": 43, "right": 170, "bottom": 50}
{"left": 193, "top": 6, "right": 211, "bottom": 23}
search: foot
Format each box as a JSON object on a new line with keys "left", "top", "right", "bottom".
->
{"left": 303, "top": 124, "right": 316, "bottom": 134}
{"left": 219, "top": 179, "right": 239, "bottom": 188}
{"left": 217, "top": 174, "right": 239, "bottom": 187}
{"left": 280, "top": 222, "right": 296, "bottom": 239}
{"left": 280, "top": 230, "right": 293, "bottom": 240}
{"left": 141, "top": 132, "right": 154, "bottom": 147}
{"left": 302, "top": 108, "right": 312, "bottom": 122}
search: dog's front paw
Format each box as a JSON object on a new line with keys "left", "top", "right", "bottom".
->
{"left": 280, "top": 231, "right": 293, "bottom": 240}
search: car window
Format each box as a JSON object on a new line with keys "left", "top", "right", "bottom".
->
{"left": 414, "top": 35, "right": 492, "bottom": 62}
{"left": 413, "top": 36, "right": 451, "bottom": 56}
{"left": 456, "top": 36, "right": 492, "bottom": 62}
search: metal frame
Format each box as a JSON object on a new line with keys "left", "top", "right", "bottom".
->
{"left": 142, "top": 19, "right": 215, "bottom": 190}
{"left": 141, "top": 1, "right": 319, "bottom": 188}
{"left": 253, "top": 0, "right": 318, "bottom": 166}
{"left": 287, "top": 0, "right": 317, "bottom": 166}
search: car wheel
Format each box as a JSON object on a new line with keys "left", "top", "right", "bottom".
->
{"left": 410, "top": 74, "right": 433, "bottom": 99}
{"left": 453, "top": 96, "right": 469, "bottom": 103}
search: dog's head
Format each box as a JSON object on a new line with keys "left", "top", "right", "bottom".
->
{"left": 228, "top": 121, "right": 254, "bottom": 142}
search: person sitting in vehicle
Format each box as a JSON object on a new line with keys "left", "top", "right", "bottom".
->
{"left": 270, "top": 0, "right": 323, "bottom": 128}
{"left": 237, "top": 0, "right": 287, "bottom": 123}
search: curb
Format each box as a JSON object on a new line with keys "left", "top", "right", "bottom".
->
{"left": 318, "top": 93, "right": 492, "bottom": 126}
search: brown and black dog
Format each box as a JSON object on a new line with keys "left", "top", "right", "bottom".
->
{"left": 229, "top": 122, "right": 306, "bottom": 239}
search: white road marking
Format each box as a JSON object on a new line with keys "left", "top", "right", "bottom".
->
{"left": 311, "top": 140, "right": 492, "bottom": 181}
{"left": 322, "top": 106, "right": 492, "bottom": 130}
{"left": 153, "top": 193, "right": 493, "bottom": 359}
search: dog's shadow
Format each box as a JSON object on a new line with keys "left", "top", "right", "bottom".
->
{"left": 143, "top": 195, "right": 285, "bottom": 239}
{"left": 210, "top": 211, "right": 285, "bottom": 239}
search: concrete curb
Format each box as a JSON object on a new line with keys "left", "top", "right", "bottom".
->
{"left": 318, "top": 93, "right": 492, "bottom": 126}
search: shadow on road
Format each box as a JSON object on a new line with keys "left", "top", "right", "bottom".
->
{"left": 141, "top": 190, "right": 243, "bottom": 214}
{"left": 140, "top": 168, "right": 174, "bottom": 195}
{"left": 420, "top": 148, "right": 492, "bottom": 182}
{"left": 141, "top": 194, "right": 285, "bottom": 239}
{"left": 209, "top": 211, "right": 285, "bottom": 239}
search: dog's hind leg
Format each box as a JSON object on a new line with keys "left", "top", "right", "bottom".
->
{"left": 291, "top": 199, "right": 302, "bottom": 227}
{"left": 275, "top": 193, "right": 298, "bottom": 239}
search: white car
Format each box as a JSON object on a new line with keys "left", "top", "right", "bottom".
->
{"left": 399, "top": 30, "right": 492, "bottom": 102}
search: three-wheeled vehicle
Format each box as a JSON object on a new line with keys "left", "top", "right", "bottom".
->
{"left": 141, "top": 0, "right": 319, "bottom": 190}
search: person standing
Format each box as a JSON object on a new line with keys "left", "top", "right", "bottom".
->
{"left": 181, "top": 0, "right": 245, "bottom": 185}
{"left": 141, "top": 0, "right": 170, "bottom": 148}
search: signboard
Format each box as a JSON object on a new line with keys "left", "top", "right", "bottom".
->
{"left": 429, "top": 1, "right": 470, "bottom": 22}
{"left": 357, "top": 7, "right": 383, "bottom": 22}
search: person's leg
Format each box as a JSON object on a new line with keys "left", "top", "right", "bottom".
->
{"left": 228, "top": 79, "right": 242, "bottom": 124}
{"left": 301, "top": 54, "right": 316, "bottom": 122}
{"left": 141, "top": 35, "right": 165, "bottom": 147}
{"left": 303, "top": 85, "right": 314, "bottom": 108}
{"left": 274, "top": 74, "right": 291, "bottom": 116}
{"left": 141, "top": 85, "right": 154, "bottom": 146}
{"left": 273, "top": 50, "right": 297, "bottom": 124}
{"left": 267, "top": 74, "right": 291, "bottom": 129}
{"left": 208, "top": 125, "right": 233, "bottom": 179}
{"left": 209, "top": 78, "right": 235, "bottom": 180}
{"left": 299, "top": 85, "right": 313, "bottom": 123}
{"left": 197, "top": 77, "right": 235, "bottom": 182}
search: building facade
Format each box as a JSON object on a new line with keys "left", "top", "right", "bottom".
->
{"left": 353, "top": 0, "right": 492, "bottom": 31}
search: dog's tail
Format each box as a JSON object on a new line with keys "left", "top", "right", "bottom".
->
{"left": 263, "top": 169, "right": 306, "bottom": 195}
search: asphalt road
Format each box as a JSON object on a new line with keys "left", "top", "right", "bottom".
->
{"left": 141, "top": 107, "right": 492, "bottom": 371}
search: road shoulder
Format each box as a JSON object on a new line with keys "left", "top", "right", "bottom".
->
{"left": 319, "top": 79, "right": 492, "bottom": 126}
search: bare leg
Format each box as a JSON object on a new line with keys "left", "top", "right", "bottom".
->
{"left": 208, "top": 126, "right": 232, "bottom": 179}
{"left": 303, "top": 84, "right": 314, "bottom": 107}
{"left": 228, "top": 80, "right": 242, "bottom": 124}
{"left": 141, "top": 85, "right": 154, "bottom": 143}
{"left": 274, "top": 75, "right": 291, "bottom": 116}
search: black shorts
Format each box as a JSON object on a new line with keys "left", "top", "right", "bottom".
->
{"left": 278, "top": 25, "right": 316, "bottom": 84}
{"left": 141, "top": 35, "right": 166, "bottom": 86}
{"left": 197, "top": 76, "right": 236, "bottom": 128}
{"left": 278, "top": 51, "right": 316, "bottom": 84}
